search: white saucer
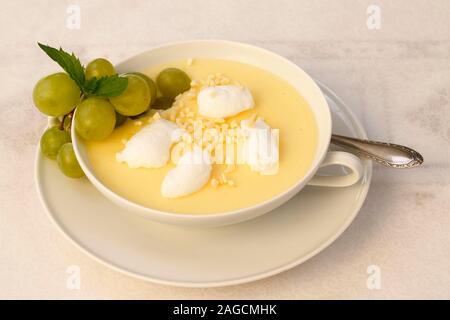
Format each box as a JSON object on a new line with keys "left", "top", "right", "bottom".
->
{"left": 35, "top": 81, "right": 372, "bottom": 288}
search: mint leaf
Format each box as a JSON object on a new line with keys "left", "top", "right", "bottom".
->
{"left": 83, "top": 77, "right": 99, "bottom": 94}
{"left": 38, "top": 43, "right": 85, "bottom": 89}
{"left": 37, "top": 43, "right": 128, "bottom": 98}
{"left": 89, "top": 75, "right": 128, "bottom": 98}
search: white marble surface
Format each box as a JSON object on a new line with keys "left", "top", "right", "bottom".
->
{"left": 1, "top": 0, "right": 449, "bottom": 299}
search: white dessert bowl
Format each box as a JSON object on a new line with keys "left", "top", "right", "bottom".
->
{"left": 71, "top": 40, "right": 363, "bottom": 227}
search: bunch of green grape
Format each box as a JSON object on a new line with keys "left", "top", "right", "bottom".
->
{"left": 34, "top": 53, "right": 192, "bottom": 179}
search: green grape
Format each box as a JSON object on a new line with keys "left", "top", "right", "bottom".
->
{"left": 57, "top": 143, "right": 84, "bottom": 178}
{"left": 85, "top": 58, "right": 116, "bottom": 80}
{"left": 115, "top": 111, "right": 127, "bottom": 128}
{"left": 129, "top": 109, "right": 160, "bottom": 119}
{"left": 33, "top": 73, "right": 81, "bottom": 117}
{"left": 75, "top": 97, "right": 116, "bottom": 140}
{"left": 127, "top": 72, "right": 157, "bottom": 105}
{"left": 40, "top": 127, "right": 71, "bottom": 160}
{"left": 156, "top": 68, "right": 191, "bottom": 99}
{"left": 109, "top": 74, "right": 150, "bottom": 116}
{"left": 129, "top": 111, "right": 147, "bottom": 120}
{"left": 152, "top": 96, "right": 174, "bottom": 110}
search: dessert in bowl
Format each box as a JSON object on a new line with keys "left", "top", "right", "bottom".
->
{"left": 71, "top": 40, "right": 363, "bottom": 227}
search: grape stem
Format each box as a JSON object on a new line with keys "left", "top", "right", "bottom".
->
{"left": 59, "top": 93, "right": 83, "bottom": 130}
{"left": 60, "top": 110, "right": 74, "bottom": 131}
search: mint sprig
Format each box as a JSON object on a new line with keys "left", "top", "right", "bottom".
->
{"left": 85, "top": 75, "right": 128, "bottom": 97}
{"left": 37, "top": 43, "right": 127, "bottom": 98}
{"left": 38, "top": 43, "right": 86, "bottom": 89}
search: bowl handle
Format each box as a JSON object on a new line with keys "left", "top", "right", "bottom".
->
{"left": 307, "top": 151, "right": 363, "bottom": 187}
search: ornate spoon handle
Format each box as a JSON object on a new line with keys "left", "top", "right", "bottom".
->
{"left": 330, "top": 134, "right": 424, "bottom": 168}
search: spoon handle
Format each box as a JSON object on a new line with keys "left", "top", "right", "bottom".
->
{"left": 330, "top": 134, "right": 424, "bottom": 168}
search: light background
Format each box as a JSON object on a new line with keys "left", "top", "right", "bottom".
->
{"left": 0, "top": 0, "right": 449, "bottom": 299}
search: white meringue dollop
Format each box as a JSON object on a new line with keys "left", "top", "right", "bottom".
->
{"left": 197, "top": 85, "right": 254, "bottom": 119}
{"left": 116, "top": 119, "right": 182, "bottom": 168}
{"left": 161, "top": 148, "right": 212, "bottom": 198}
{"left": 240, "top": 118, "right": 279, "bottom": 175}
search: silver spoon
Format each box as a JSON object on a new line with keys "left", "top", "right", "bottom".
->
{"left": 331, "top": 134, "right": 424, "bottom": 168}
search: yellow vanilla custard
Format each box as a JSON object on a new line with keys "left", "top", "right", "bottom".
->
{"left": 84, "top": 59, "right": 318, "bottom": 214}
